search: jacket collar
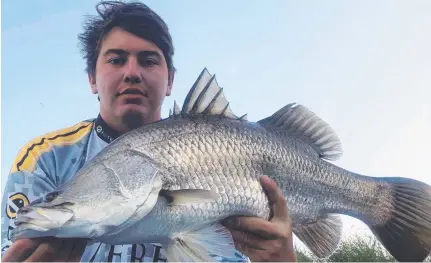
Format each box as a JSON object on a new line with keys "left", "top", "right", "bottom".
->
{"left": 94, "top": 114, "right": 120, "bottom": 144}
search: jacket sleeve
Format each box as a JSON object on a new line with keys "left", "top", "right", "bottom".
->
{"left": 1, "top": 151, "right": 57, "bottom": 256}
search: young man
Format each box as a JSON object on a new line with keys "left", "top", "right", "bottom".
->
{"left": 1, "top": 1, "right": 297, "bottom": 262}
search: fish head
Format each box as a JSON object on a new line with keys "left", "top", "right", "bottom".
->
{"left": 11, "top": 148, "right": 164, "bottom": 242}
{"left": 11, "top": 189, "right": 76, "bottom": 239}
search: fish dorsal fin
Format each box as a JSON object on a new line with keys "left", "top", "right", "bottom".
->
{"left": 168, "top": 100, "right": 182, "bottom": 119}
{"left": 171, "top": 68, "right": 242, "bottom": 120}
{"left": 239, "top": 114, "right": 248, "bottom": 121}
{"left": 173, "top": 100, "right": 181, "bottom": 115}
{"left": 258, "top": 103, "right": 343, "bottom": 161}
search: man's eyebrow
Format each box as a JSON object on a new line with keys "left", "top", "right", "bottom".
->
{"left": 102, "top": 49, "right": 128, "bottom": 56}
{"left": 102, "top": 49, "right": 162, "bottom": 59}
{"left": 138, "top": 50, "right": 163, "bottom": 59}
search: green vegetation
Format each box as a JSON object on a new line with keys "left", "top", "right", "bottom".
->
{"left": 295, "top": 234, "right": 431, "bottom": 262}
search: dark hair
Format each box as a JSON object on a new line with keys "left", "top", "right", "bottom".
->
{"left": 78, "top": 0, "right": 175, "bottom": 77}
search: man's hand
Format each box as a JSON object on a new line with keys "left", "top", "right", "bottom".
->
{"left": 1, "top": 237, "right": 87, "bottom": 262}
{"left": 223, "top": 176, "right": 296, "bottom": 262}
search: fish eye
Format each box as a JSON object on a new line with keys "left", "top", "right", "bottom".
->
{"left": 44, "top": 191, "right": 60, "bottom": 202}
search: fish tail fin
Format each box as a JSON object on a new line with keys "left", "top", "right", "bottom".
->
{"left": 370, "top": 177, "right": 431, "bottom": 262}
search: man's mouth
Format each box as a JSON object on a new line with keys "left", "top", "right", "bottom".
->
{"left": 117, "top": 88, "right": 148, "bottom": 105}
{"left": 118, "top": 88, "right": 146, "bottom": 97}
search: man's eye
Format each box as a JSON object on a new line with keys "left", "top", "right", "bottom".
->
{"left": 142, "top": 58, "right": 158, "bottom": 67}
{"left": 108, "top": 57, "right": 126, "bottom": 65}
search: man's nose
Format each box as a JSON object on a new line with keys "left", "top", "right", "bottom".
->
{"left": 124, "top": 57, "right": 142, "bottom": 84}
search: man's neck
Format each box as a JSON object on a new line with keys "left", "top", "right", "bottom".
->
{"left": 94, "top": 113, "right": 163, "bottom": 143}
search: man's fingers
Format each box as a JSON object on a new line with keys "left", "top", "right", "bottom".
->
{"left": 260, "top": 175, "right": 289, "bottom": 221}
{"left": 229, "top": 228, "right": 265, "bottom": 250}
{"left": 223, "top": 216, "right": 279, "bottom": 239}
{"left": 52, "top": 239, "right": 74, "bottom": 262}
{"left": 2, "top": 238, "right": 87, "bottom": 262}
{"left": 234, "top": 241, "right": 263, "bottom": 260}
{"left": 228, "top": 227, "right": 282, "bottom": 258}
{"left": 234, "top": 241, "right": 274, "bottom": 262}
{"left": 1, "top": 239, "right": 41, "bottom": 262}
{"left": 68, "top": 239, "right": 87, "bottom": 262}
{"left": 24, "top": 239, "right": 62, "bottom": 262}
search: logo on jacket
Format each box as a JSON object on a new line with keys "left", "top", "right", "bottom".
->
{"left": 6, "top": 192, "right": 29, "bottom": 219}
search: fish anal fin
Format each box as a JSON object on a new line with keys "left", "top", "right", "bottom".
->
{"left": 165, "top": 223, "right": 237, "bottom": 262}
{"left": 293, "top": 214, "right": 342, "bottom": 258}
{"left": 258, "top": 103, "right": 343, "bottom": 161}
{"left": 160, "top": 189, "right": 219, "bottom": 205}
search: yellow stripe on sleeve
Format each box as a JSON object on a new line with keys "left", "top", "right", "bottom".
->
{"left": 10, "top": 121, "right": 94, "bottom": 174}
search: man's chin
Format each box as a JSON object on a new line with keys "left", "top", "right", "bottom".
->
{"left": 120, "top": 109, "right": 146, "bottom": 131}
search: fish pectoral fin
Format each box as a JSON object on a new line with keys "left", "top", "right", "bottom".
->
{"left": 160, "top": 189, "right": 219, "bottom": 205}
{"left": 293, "top": 214, "right": 342, "bottom": 258}
{"left": 165, "top": 223, "right": 237, "bottom": 262}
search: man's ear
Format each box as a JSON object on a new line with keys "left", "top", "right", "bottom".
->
{"left": 88, "top": 73, "right": 97, "bottom": 94}
{"left": 166, "top": 70, "right": 175, "bottom": 96}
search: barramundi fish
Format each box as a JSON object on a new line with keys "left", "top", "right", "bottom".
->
{"left": 11, "top": 68, "right": 431, "bottom": 262}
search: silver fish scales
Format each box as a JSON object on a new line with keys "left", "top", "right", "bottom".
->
{"left": 11, "top": 68, "right": 431, "bottom": 262}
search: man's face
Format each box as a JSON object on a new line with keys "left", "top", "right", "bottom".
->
{"left": 89, "top": 27, "right": 173, "bottom": 133}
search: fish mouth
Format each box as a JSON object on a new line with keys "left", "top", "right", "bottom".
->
{"left": 11, "top": 205, "right": 75, "bottom": 241}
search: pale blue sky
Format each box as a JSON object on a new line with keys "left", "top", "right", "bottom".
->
{"left": 2, "top": 0, "right": 431, "bottom": 249}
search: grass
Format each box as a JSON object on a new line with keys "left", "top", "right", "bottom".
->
{"left": 294, "top": 233, "right": 431, "bottom": 262}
